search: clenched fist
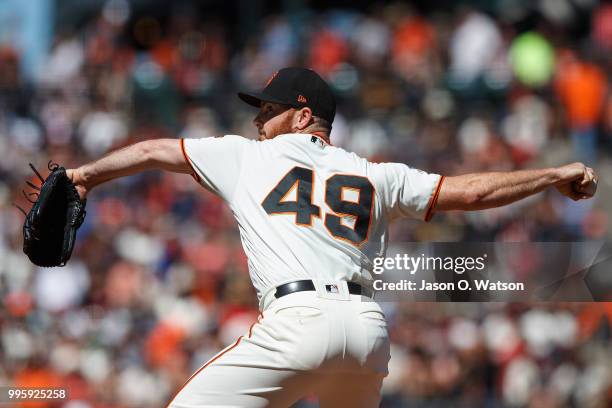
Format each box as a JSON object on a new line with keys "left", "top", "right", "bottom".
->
{"left": 555, "top": 162, "right": 598, "bottom": 201}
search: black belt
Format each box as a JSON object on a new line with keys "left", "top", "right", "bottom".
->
{"left": 274, "top": 280, "right": 371, "bottom": 298}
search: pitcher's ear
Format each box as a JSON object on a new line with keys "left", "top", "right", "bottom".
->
{"left": 293, "top": 107, "right": 313, "bottom": 130}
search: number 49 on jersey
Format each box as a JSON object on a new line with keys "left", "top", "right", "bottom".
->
{"left": 261, "top": 166, "right": 374, "bottom": 245}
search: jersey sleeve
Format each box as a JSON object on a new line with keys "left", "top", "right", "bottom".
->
{"left": 181, "top": 135, "right": 251, "bottom": 201}
{"left": 371, "top": 162, "right": 445, "bottom": 222}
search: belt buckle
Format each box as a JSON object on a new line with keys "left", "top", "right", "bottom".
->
{"left": 316, "top": 280, "right": 350, "bottom": 301}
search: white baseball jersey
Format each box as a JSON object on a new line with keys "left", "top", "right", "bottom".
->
{"left": 181, "top": 133, "right": 443, "bottom": 300}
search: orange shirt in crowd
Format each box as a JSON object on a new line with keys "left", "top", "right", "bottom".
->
{"left": 555, "top": 54, "right": 608, "bottom": 129}
{"left": 392, "top": 16, "right": 436, "bottom": 59}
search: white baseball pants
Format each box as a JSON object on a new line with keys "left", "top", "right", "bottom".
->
{"left": 167, "top": 282, "right": 390, "bottom": 408}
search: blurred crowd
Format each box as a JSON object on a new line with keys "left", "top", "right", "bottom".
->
{"left": 0, "top": 0, "right": 611, "bottom": 407}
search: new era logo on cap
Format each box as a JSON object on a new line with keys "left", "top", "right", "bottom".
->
{"left": 238, "top": 67, "right": 336, "bottom": 124}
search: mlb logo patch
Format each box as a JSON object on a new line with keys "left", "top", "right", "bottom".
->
{"left": 310, "top": 136, "right": 325, "bottom": 148}
{"left": 325, "top": 284, "right": 339, "bottom": 294}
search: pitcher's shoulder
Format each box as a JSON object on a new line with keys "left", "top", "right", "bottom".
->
{"left": 221, "top": 134, "right": 255, "bottom": 144}
{"left": 332, "top": 147, "right": 372, "bottom": 169}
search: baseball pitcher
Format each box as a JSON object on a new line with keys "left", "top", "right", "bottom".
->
{"left": 59, "top": 68, "right": 596, "bottom": 407}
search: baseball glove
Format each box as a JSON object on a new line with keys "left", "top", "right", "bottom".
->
{"left": 17, "top": 162, "right": 87, "bottom": 267}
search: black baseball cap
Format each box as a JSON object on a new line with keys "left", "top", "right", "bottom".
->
{"left": 238, "top": 67, "right": 336, "bottom": 124}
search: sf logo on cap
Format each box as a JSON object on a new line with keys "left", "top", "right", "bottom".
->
{"left": 297, "top": 95, "right": 307, "bottom": 103}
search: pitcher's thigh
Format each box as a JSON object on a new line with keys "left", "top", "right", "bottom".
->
{"left": 167, "top": 339, "right": 316, "bottom": 408}
{"left": 169, "top": 365, "right": 314, "bottom": 408}
{"left": 317, "top": 373, "right": 385, "bottom": 408}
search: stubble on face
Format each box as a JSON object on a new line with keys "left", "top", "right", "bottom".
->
{"left": 254, "top": 103, "right": 294, "bottom": 141}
